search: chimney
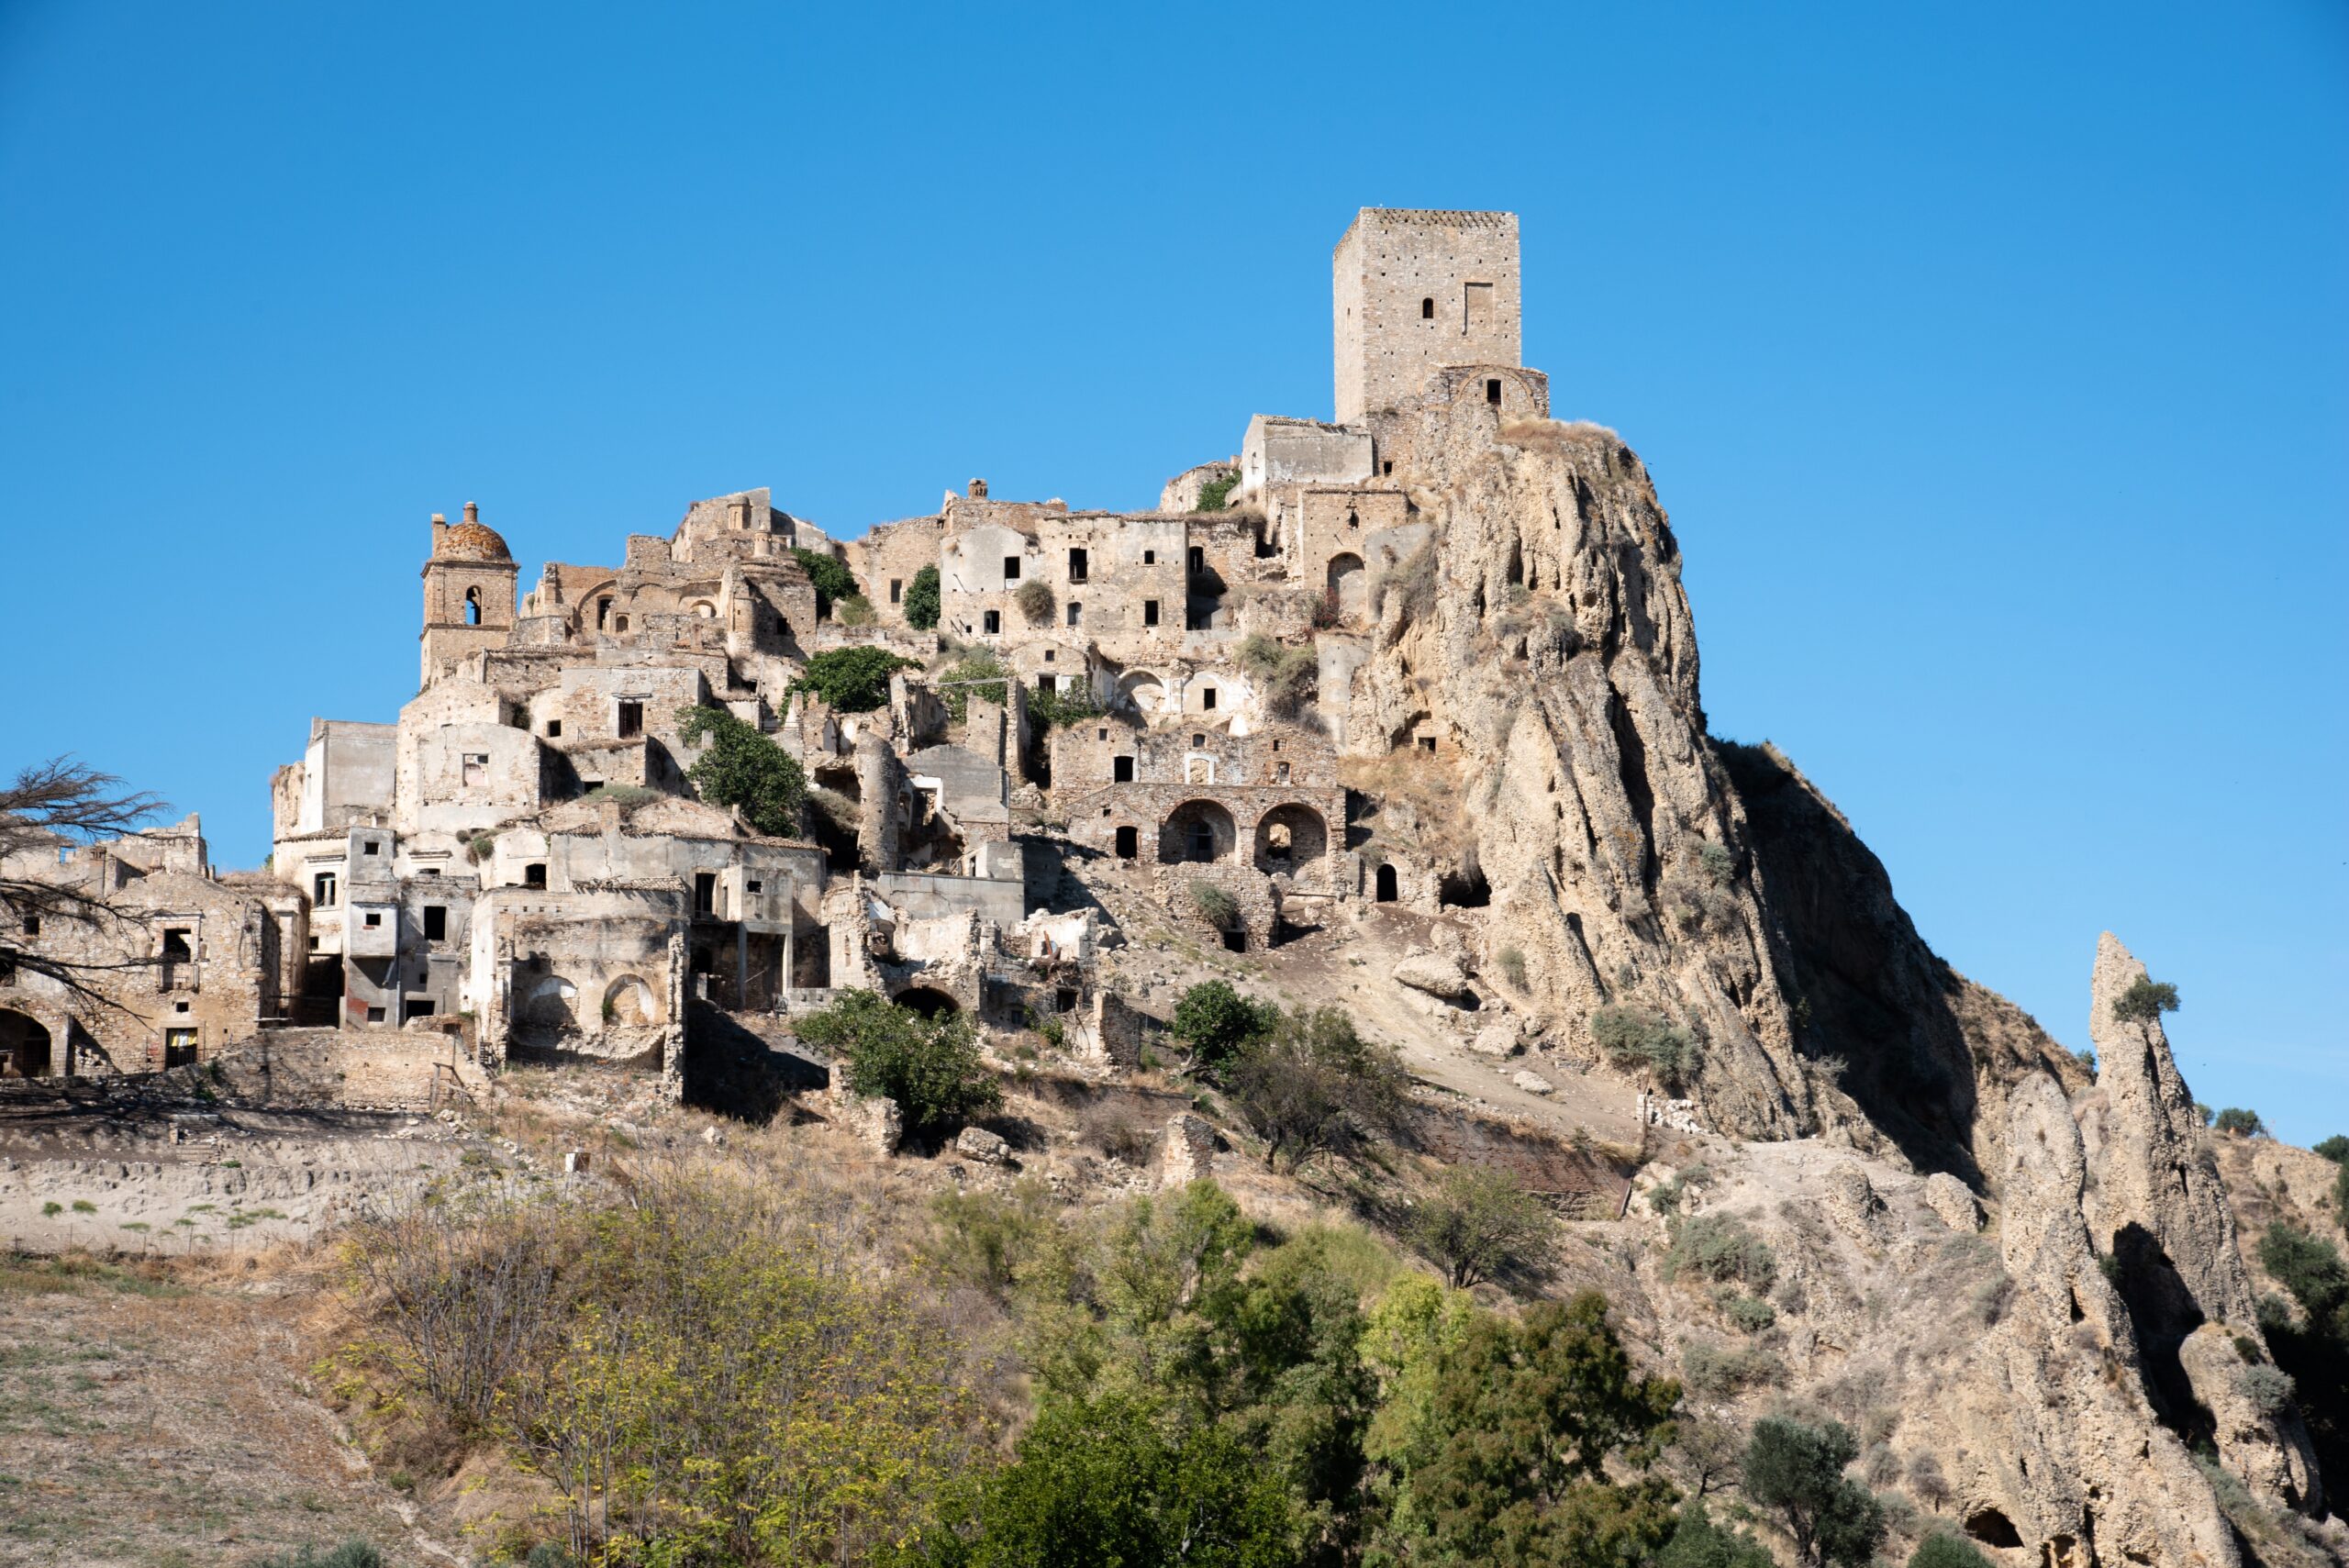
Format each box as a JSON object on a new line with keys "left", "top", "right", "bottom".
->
{"left": 430, "top": 511, "right": 449, "bottom": 553}
{"left": 463, "top": 501, "right": 480, "bottom": 525}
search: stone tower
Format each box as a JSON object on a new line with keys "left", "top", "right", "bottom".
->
{"left": 418, "top": 501, "right": 517, "bottom": 685}
{"left": 1332, "top": 208, "right": 1521, "bottom": 425}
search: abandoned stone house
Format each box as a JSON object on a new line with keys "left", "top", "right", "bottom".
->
{"left": 2, "top": 206, "right": 1542, "bottom": 1083}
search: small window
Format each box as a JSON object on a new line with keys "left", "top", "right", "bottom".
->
{"left": 314, "top": 872, "right": 338, "bottom": 908}
{"left": 1003, "top": 556, "right": 1021, "bottom": 582}
{"left": 524, "top": 863, "right": 547, "bottom": 889}
{"left": 1097, "top": 728, "right": 1108, "bottom": 740}
{"left": 1201, "top": 687, "right": 1216, "bottom": 710}
{"left": 1193, "top": 733, "right": 1206, "bottom": 746}
{"left": 889, "top": 578, "right": 903, "bottom": 604}
{"left": 614, "top": 614, "right": 629, "bottom": 632}
{"left": 1420, "top": 296, "right": 1434, "bottom": 319}
{"left": 1347, "top": 510, "right": 1359, "bottom": 529}
{"left": 365, "top": 1007, "right": 384, "bottom": 1025}
{"left": 983, "top": 609, "right": 1001, "bottom": 634}
{"left": 1113, "top": 756, "right": 1134, "bottom": 783}
{"left": 596, "top": 597, "right": 613, "bottom": 629}
{"left": 1067, "top": 548, "right": 1088, "bottom": 583}
{"left": 1276, "top": 762, "right": 1291, "bottom": 783}
{"left": 546, "top": 718, "right": 562, "bottom": 738}
{"left": 1383, "top": 462, "right": 1394, "bottom": 476}
{"left": 362, "top": 911, "right": 382, "bottom": 929}
{"left": 175, "top": 1000, "right": 189, "bottom": 1013}
{"left": 419, "top": 867, "right": 440, "bottom": 877}
{"left": 1419, "top": 735, "right": 1437, "bottom": 753}
{"left": 1143, "top": 550, "right": 1156, "bottom": 565}
{"left": 746, "top": 878, "right": 763, "bottom": 894}
{"left": 618, "top": 700, "right": 643, "bottom": 739}
{"left": 462, "top": 751, "right": 487, "bottom": 786}
{"left": 1037, "top": 674, "right": 1057, "bottom": 695}
{"left": 362, "top": 840, "right": 380, "bottom": 855}
{"left": 1142, "top": 599, "right": 1160, "bottom": 627}
{"left": 1043, "top": 649, "right": 1054, "bottom": 662}
{"left": 1272, "top": 739, "right": 1283, "bottom": 751}
{"left": 1486, "top": 378, "right": 1502, "bottom": 405}
{"left": 1115, "top": 825, "right": 1138, "bottom": 859}
{"left": 21, "top": 916, "right": 38, "bottom": 937}
{"left": 161, "top": 928, "right": 193, "bottom": 960}
{"left": 423, "top": 906, "right": 447, "bottom": 941}
{"left": 463, "top": 586, "right": 482, "bottom": 626}
{"left": 1066, "top": 601, "right": 1083, "bottom": 627}
{"left": 1187, "top": 546, "right": 1204, "bottom": 575}
{"left": 694, "top": 872, "right": 717, "bottom": 916}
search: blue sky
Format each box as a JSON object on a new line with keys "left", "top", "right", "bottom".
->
{"left": 3, "top": 3, "right": 2343, "bottom": 1142}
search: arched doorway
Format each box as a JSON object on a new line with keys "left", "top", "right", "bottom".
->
{"left": 895, "top": 986, "right": 959, "bottom": 1019}
{"left": 1159, "top": 800, "right": 1236, "bottom": 865}
{"left": 1327, "top": 552, "right": 1366, "bottom": 622}
{"left": 1375, "top": 862, "right": 1399, "bottom": 903}
{"left": 0, "top": 1010, "right": 51, "bottom": 1078}
{"left": 1253, "top": 803, "right": 1329, "bottom": 874}
{"left": 521, "top": 975, "right": 580, "bottom": 1029}
{"left": 1114, "top": 825, "right": 1138, "bottom": 860}
{"left": 1117, "top": 671, "right": 1165, "bottom": 717}
{"left": 603, "top": 974, "right": 659, "bottom": 1027}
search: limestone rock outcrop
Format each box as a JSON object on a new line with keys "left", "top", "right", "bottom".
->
{"left": 1393, "top": 951, "right": 1470, "bottom": 1001}
{"left": 1922, "top": 1171, "right": 1982, "bottom": 1234}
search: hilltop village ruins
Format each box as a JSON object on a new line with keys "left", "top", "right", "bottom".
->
{"left": 1, "top": 209, "right": 1548, "bottom": 1088}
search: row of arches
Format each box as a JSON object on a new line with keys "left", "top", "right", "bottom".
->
{"left": 519, "top": 973, "right": 661, "bottom": 1030}
{"left": 1146, "top": 799, "right": 1329, "bottom": 874}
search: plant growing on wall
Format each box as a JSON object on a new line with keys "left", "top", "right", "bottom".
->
{"left": 675, "top": 706, "right": 806, "bottom": 836}
{"left": 901, "top": 564, "right": 941, "bottom": 630}
{"left": 789, "top": 648, "right": 921, "bottom": 714}
{"left": 1195, "top": 469, "right": 1241, "bottom": 512}
{"left": 1014, "top": 579, "right": 1053, "bottom": 625}
{"left": 936, "top": 651, "right": 1008, "bottom": 722}
{"left": 790, "top": 547, "right": 860, "bottom": 613}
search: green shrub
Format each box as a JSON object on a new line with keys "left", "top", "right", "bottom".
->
{"left": 1495, "top": 945, "right": 1528, "bottom": 991}
{"left": 834, "top": 593, "right": 875, "bottom": 628}
{"left": 794, "top": 990, "right": 1001, "bottom": 1139}
{"left": 1659, "top": 1503, "right": 1776, "bottom": 1568}
{"left": 2072, "top": 1046, "right": 2099, "bottom": 1074}
{"left": 2195, "top": 1101, "right": 2216, "bottom": 1127}
{"left": 1680, "top": 1339, "right": 1783, "bottom": 1399}
{"left": 1027, "top": 681, "right": 1101, "bottom": 729}
{"left": 936, "top": 650, "right": 1009, "bottom": 721}
{"left": 1719, "top": 1290, "right": 1776, "bottom": 1333}
{"left": 1666, "top": 1214, "right": 1776, "bottom": 1290}
{"left": 675, "top": 706, "right": 807, "bottom": 835}
{"left": 2311, "top": 1134, "right": 2348, "bottom": 1163}
{"left": 2237, "top": 1362, "right": 2296, "bottom": 1415}
{"left": 1909, "top": 1532, "right": 1994, "bottom": 1568}
{"left": 1169, "top": 980, "right": 1277, "bottom": 1075}
{"left": 789, "top": 647, "right": 921, "bottom": 713}
{"left": 2111, "top": 976, "right": 2180, "bottom": 1024}
{"left": 248, "top": 1540, "right": 383, "bottom": 1568}
{"left": 1743, "top": 1417, "right": 1885, "bottom": 1567}
{"left": 1014, "top": 578, "right": 1053, "bottom": 625}
{"left": 2214, "top": 1106, "right": 2266, "bottom": 1138}
{"left": 582, "top": 783, "right": 659, "bottom": 808}
{"left": 1591, "top": 1006, "right": 1699, "bottom": 1091}
{"left": 1696, "top": 840, "right": 1734, "bottom": 886}
{"left": 1195, "top": 469, "right": 1241, "bottom": 512}
{"left": 467, "top": 833, "right": 495, "bottom": 864}
{"left": 1405, "top": 1166, "right": 1553, "bottom": 1288}
{"left": 1189, "top": 880, "right": 1239, "bottom": 930}
{"left": 900, "top": 563, "right": 941, "bottom": 630}
{"left": 791, "top": 547, "right": 859, "bottom": 611}
{"left": 1234, "top": 634, "right": 1318, "bottom": 717}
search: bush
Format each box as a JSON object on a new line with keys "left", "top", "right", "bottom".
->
{"left": 1234, "top": 634, "right": 1318, "bottom": 717}
{"left": 936, "top": 650, "right": 1009, "bottom": 722}
{"left": 1909, "top": 1533, "right": 1994, "bottom": 1568}
{"left": 2237, "top": 1362, "right": 2296, "bottom": 1415}
{"left": 1495, "top": 945, "right": 1528, "bottom": 991}
{"left": 2072, "top": 1046, "right": 2099, "bottom": 1074}
{"left": 1027, "top": 681, "right": 1101, "bottom": 729}
{"left": 1189, "top": 880, "right": 1239, "bottom": 930}
{"left": 1696, "top": 840, "right": 1735, "bottom": 886}
{"left": 1078, "top": 1103, "right": 1157, "bottom": 1164}
{"left": 1719, "top": 1291, "right": 1776, "bottom": 1333}
{"left": 835, "top": 593, "right": 875, "bottom": 628}
{"left": 901, "top": 563, "right": 941, "bottom": 630}
{"left": 1666, "top": 1214, "right": 1776, "bottom": 1290}
{"left": 1195, "top": 469, "right": 1241, "bottom": 512}
{"left": 249, "top": 1542, "right": 384, "bottom": 1568}
{"left": 467, "top": 833, "right": 495, "bottom": 864}
{"left": 794, "top": 989, "right": 1001, "bottom": 1139}
{"left": 1659, "top": 1503, "right": 1776, "bottom": 1568}
{"left": 1405, "top": 1166, "right": 1553, "bottom": 1288}
{"left": 790, "top": 647, "right": 921, "bottom": 714}
{"left": 791, "top": 546, "right": 859, "bottom": 611}
{"left": 1014, "top": 578, "right": 1053, "bottom": 625}
{"left": 1591, "top": 1006, "right": 1699, "bottom": 1091}
{"left": 676, "top": 706, "right": 807, "bottom": 835}
{"left": 2111, "top": 976, "right": 2180, "bottom": 1024}
{"left": 1680, "top": 1339, "right": 1783, "bottom": 1399}
{"left": 2214, "top": 1106, "right": 2266, "bottom": 1138}
{"left": 2312, "top": 1134, "right": 2349, "bottom": 1163}
{"left": 1168, "top": 980, "right": 1277, "bottom": 1076}
{"left": 1226, "top": 1006, "right": 1406, "bottom": 1171}
{"left": 1744, "top": 1416, "right": 1885, "bottom": 1567}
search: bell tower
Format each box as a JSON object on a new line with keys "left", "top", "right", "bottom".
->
{"left": 419, "top": 501, "right": 518, "bottom": 685}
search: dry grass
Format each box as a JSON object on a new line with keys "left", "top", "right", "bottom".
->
{"left": 1340, "top": 746, "right": 1471, "bottom": 858}
{"left": 1499, "top": 417, "right": 1622, "bottom": 455}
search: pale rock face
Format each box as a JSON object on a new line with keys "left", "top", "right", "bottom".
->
{"left": 1820, "top": 1162, "right": 1889, "bottom": 1251}
{"left": 1510, "top": 1069, "right": 1554, "bottom": 1095}
{"left": 1921, "top": 1171, "right": 1983, "bottom": 1234}
{"left": 1393, "top": 950, "right": 1471, "bottom": 1001}
{"left": 2177, "top": 1322, "right": 2323, "bottom": 1516}
{"left": 1465, "top": 1022, "right": 1523, "bottom": 1058}
{"left": 955, "top": 1126, "right": 1009, "bottom": 1164}
{"left": 826, "top": 1089, "right": 902, "bottom": 1156}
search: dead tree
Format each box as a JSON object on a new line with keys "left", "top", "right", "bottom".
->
{"left": 0, "top": 758, "right": 170, "bottom": 1007}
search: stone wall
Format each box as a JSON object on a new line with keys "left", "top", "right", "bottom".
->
{"left": 1333, "top": 208, "right": 1521, "bottom": 425}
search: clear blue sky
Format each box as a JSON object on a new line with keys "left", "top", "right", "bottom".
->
{"left": 4, "top": 3, "right": 2343, "bottom": 1142}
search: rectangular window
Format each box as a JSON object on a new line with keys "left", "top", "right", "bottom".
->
{"left": 423, "top": 906, "right": 447, "bottom": 942}
{"left": 1276, "top": 762, "right": 1291, "bottom": 783}
{"left": 403, "top": 999, "right": 436, "bottom": 1021}
{"left": 462, "top": 752, "right": 487, "bottom": 786}
{"left": 1143, "top": 550, "right": 1156, "bottom": 565}
{"left": 1419, "top": 735, "right": 1437, "bottom": 752}
{"left": 1464, "top": 281, "right": 1493, "bottom": 328}
{"left": 983, "top": 609, "right": 1001, "bottom": 634}
{"left": 1113, "top": 756, "right": 1134, "bottom": 783}
{"left": 746, "top": 878, "right": 763, "bottom": 894}
{"left": 314, "top": 872, "right": 338, "bottom": 908}
{"left": 365, "top": 1006, "right": 385, "bottom": 1025}
{"left": 618, "top": 700, "right": 643, "bottom": 739}
{"left": 546, "top": 718, "right": 562, "bottom": 738}
{"left": 1142, "top": 599, "right": 1160, "bottom": 627}
{"left": 164, "top": 1029, "right": 198, "bottom": 1065}
{"left": 1201, "top": 687, "right": 1217, "bottom": 710}
{"left": 1187, "top": 546, "right": 1204, "bottom": 576}
{"left": 362, "top": 840, "right": 380, "bottom": 855}
{"left": 694, "top": 872, "right": 717, "bottom": 916}
{"left": 1067, "top": 548, "right": 1087, "bottom": 583}
{"left": 1003, "top": 556, "right": 1021, "bottom": 582}
{"left": 1066, "top": 601, "right": 1082, "bottom": 627}
{"left": 1486, "top": 378, "right": 1502, "bottom": 405}
{"left": 21, "top": 917, "right": 37, "bottom": 937}
{"left": 889, "top": 578, "right": 903, "bottom": 604}
{"left": 524, "top": 863, "right": 547, "bottom": 889}
{"left": 597, "top": 597, "right": 613, "bottom": 629}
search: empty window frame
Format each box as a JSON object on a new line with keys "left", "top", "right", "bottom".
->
{"left": 160, "top": 927, "right": 193, "bottom": 960}
{"left": 524, "top": 863, "right": 547, "bottom": 889}
{"left": 1200, "top": 686, "right": 1217, "bottom": 710}
{"left": 1421, "top": 295, "right": 1435, "bottom": 319}
{"left": 1142, "top": 599, "right": 1160, "bottom": 627}
{"left": 1002, "top": 555, "right": 1022, "bottom": 583}
{"left": 361, "top": 911, "right": 383, "bottom": 929}
{"left": 546, "top": 718, "right": 562, "bottom": 738}
{"left": 596, "top": 597, "right": 613, "bottom": 630}
{"left": 1066, "top": 601, "right": 1083, "bottom": 627}
{"left": 422, "top": 906, "right": 447, "bottom": 942}
{"left": 889, "top": 578, "right": 903, "bottom": 604}
{"left": 314, "top": 872, "right": 339, "bottom": 908}
{"left": 1067, "top": 548, "right": 1088, "bottom": 583}
{"left": 617, "top": 700, "right": 643, "bottom": 739}
{"left": 463, "top": 586, "right": 482, "bottom": 626}
{"left": 1142, "top": 549, "right": 1156, "bottom": 565}
{"left": 694, "top": 872, "right": 717, "bottom": 916}
{"left": 462, "top": 751, "right": 488, "bottom": 786}
{"left": 983, "top": 609, "right": 1001, "bottom": 634}
{"left": 1113, "top": 756, "right": 1134, "bottom": 783}
{"left": 1486, "top": 378, "right": 1502, "bottom": 405}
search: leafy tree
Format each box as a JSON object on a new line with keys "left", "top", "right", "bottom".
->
{"left": 930, "top": 1392, "right": 1298, "bottom": 1568}
{"left": 1908, "top": 1532, "right": 1995, "bottom": 1568}
{"left": 2212, "top": 1106, "right": 2266, "bottom": 1138}
{"left": 1743, "top": 1417, "right": 1885, "bottom": 1567}
{"left": 1404, "top": 1167, "right": 1553, "bottom": 1289}
{"left": 2258, "top": 1222, "right": 2349, "bottom": 1488}
{"left": 792, "top": 546, "right": 860, "bottom": 612}
{"left": 1026, "top": 681, "right": 1101, "bottom": 729}
{"left": 791, "top": 646, "right": 921, "bottom": 713}
{"left": 1225, "top": 1006, "right": 1406, "bottom": 1171}
{"left": 795, "top": 990, "right": 1001, "bottom": 1138}
{"left": 1170, "top": 980, "right": 1278, "bottom": 1078}
{"left": 902, "top": 564, "right": 941, "bottom": 630}
{"left": 936, "top": 651, "right": 1009, "bottom": 722}
{"left": 676, "top": 706, "right": 807, "bottom": 835}
{"left": 1386, "top": 1291, "right": 1682, "bottom": 1568}
{"left": 2110, "top": 976, "right": 2180, "bottom": 1024}
{"left": 2310, "top": 1134, "right": 2348, "bottom": 1163}
{"left": 1658, "top": 1502, "right": 1775, "bottom": 1568}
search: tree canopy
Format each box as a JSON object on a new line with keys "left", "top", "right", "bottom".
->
{"left": 902, "top": 564, "right": 941, "bottom": 630}
{"left": 677, "top": 706, "right": 807, "bottom": 836}
{"left": 793, "top": 546, "right": 860, "bottom": 611}
{"left": 796, "top": 990, "right": 1001, "bottom": 1138}
{"left": 792, "top": 647, "right": 922, "bottom": 714}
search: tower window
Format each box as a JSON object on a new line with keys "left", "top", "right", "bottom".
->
{"left": 1067, "top": 548, "right": 1087, "bottom": 583}
{"left": 1421, "top": 296, "right": 1434, "bottom": 319}
{"left": 1142, "top": 599, "right": 1160, "bottom": 627}
{"left": 1486, "top": 379, "right": 1502, "bottom": 405}
{"left": 1187, "top": 546, "right": 1204, "bottom": 576}
{"left": 463, "top": 586, "right": 482, "bottom": 626}
{"left": 1003, "top": 556, "right": 1021, "bottom": 582}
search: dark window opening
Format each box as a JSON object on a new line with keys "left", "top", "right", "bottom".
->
{"left": 314, "top": 872, "right": 338, "bottom": 908}
{"left": 596, "top": 597, "right": 613, "bottom": 630}
{"left": 161, "top": 928, "right": 193, "bottom": 961}
{"left": 694, "top": 872, "right": 717, "bottom": 916}
{"left": 363, "top": 840, "right": 380, "bottom": 855}
{"left": 614, "top": 614, "right": 629, "bottom": 632}
{"left": 546, "top": 717, "right": 562, "bottom": 737}
{"left": 1143, "top": 550, "right": 1156, "bottom": 565}
{"left": 1383, "top": 462, "right": 1394, "bottom": 476}
{"left": 1115, "top": 825, "right": 1138, "bottom": 859}
{"left": 1113, "top": 755, "right": 1134, "bottom": 783}
{"left": 364, "top": 1006, "right": 385, "bottom": 1024}
{"left": 1276, "top": 762, "right": 1290, "bottom": 783}
{"left": 746, "top": 878, "right": 763, "bottom": 894}
{"left": 889, "top": 578, "right": 903, "bottom": 604}
{"left": 1067, "top": 601, "right": 1082, "bottom": 627}
{"left": 1200, "top": 687, "right": 1216, "bottom": 710}
{"left": 690, "top": 947, "right": 715, "bottom": 974}
{"left": 1193, "top": 733, "right": 1206, "bottom": 746}
{"left": 22, "top": 917, "right": 38, "bottom": 937}
{"left": 1347, "top": 510, "right": 1359, "bottom": 529}
{"left": 1142, "top": 599, "right": 1160, "bottom": 627}
{"left": 618, "top": 700, "right": 643, "bottom": 739}
{"left": 1067, "top": 548, "right": 1087, "bottom": 583}
{"left": 1420, "top": 296, "right": 1434, "bottom": 319}
{"left": 1187, "top": 546, "right": 1204, "bottom": 576}
{"left": 1220, "top": 930, "right": 1247, "bottom": 952}
{"left": 1055, "top": 987, "right": 1079, "bottom": 1013}
{"left": 423, "top": 906, "right": 447, "bottom": 942}
{"left": 1438, "top": 864, "right": 1492, "bottom": 909}
{"left": 1375, "top": 863, "right": 1399, "bottom": 902}
{"left": 362, "top": 911, "right": 382, "bottom": 929}
{"left": 1486, "top": 378, "right": 1502, "bottom": 405}
{"left": 1043, "top": 649, "right": 1054, "bottom": 662}
{"left": 983, "top": 609, "right": 1001, "bottom": 634}
{"left": 165, "top": 1029, "right": 198, "bottom": 1065}
{"left": 463, "top": 586, "right": 482, "bottom": 626}
{"left": 403, "top": 998, "right": 436, "bottom": 1021}
{"left": 1419, "top": 735, "right": 1437, "bottom": 753}
{"left": 524, "top": 863, "right": 547, "bottom": 889}
{"left": 1003, "top": 555, "right": 1021, "bottom": 582}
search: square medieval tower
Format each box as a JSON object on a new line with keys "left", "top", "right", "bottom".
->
{"left": 1332, "top": 208, "right": 1521, "bottom": 425}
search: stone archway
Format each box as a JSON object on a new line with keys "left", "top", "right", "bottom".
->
{"left": 521, "top": 974, "right": 580, "bottom": 1029}
{"left": 1117, "top": 670, "right": 1166, "bottom": 717}
{"left": 1375, "top": 862, "right": 1399, "bottom": 903}
{"left": 603, "top": 974, "right": 659, "bottom": 1027}
{"left": 895, "top": 985, "right": 959, "bottom": 1019}
{"left": 0, "top": 1010, "right": 51, "bottom": 1078}
{"left": 1326, "top": 552, "right": 1366, "bottom": 622}
{"left": 1159, "top": 799, "right": 1237, "bottom": 865}
{"left": 1252, "top": 802, "right": 1329, "bottom": 874}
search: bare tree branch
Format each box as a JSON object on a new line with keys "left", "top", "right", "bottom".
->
{"left": 0, "top": 757, "right": 173, "bottom": 1012}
